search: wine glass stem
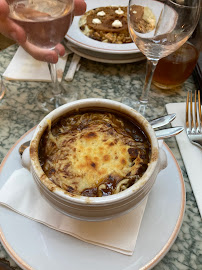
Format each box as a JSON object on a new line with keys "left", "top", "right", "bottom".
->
{"left": 48, "top": 63, "right": 61, "bottom": 108}
{"left": 0, "top": 74, "right": 6, "bottom": 100}
{"left": 140, "top": 59, "right": 158, "bottom": 105}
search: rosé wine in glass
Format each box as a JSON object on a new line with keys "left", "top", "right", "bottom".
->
{"left": 9, "top": 0, "right": 74, "bottom": 49}
{"left": 8, "top": 0, "right": 75, "bottom": 112}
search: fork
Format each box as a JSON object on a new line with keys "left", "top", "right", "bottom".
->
{"left": 185, "top": 90, "right": 202, "bottom": 149}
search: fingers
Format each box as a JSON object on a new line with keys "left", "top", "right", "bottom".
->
{"left": 0, "top": 0, "right": 27, "bottom": 43}
{"left": 0, "top": 0, "right": 85, "bottom": 63}
{"left": 0, "top": 0, "right": 9, "bottom": 19}
{"left": 0, "top": 18, "right": 27, "bottom": 43}
{"left": 55, "top": 43, "right": 66, "bottom": 57}
{"left": 22, "top": 41, "right": 66, "bottom": 63}
{"left": 74, "top": 0, "right": 86, "bottom": 16}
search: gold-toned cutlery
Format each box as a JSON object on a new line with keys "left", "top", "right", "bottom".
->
{"left": 185, "top": 90, "right": 202, "bottom": 149}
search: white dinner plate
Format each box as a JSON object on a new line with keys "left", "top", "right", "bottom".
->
{"left": 66, "top": 0, "right": 140, "bottom": 54}
{"left": 0, "top": 128, "right": 185, "bottom": 270}
{"left": 67, "top": 43, "right": 146, "bottom": 64}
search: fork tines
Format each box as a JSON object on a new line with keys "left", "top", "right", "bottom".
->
{"left": 186, "top": 90, "right": 201, "bottom": 132}
{"left": 186, "top": 90, "right": 202, "bottom": 149}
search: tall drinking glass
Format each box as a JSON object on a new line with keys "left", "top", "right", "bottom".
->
{"left": 7, "top": 0, "right": 74, "bottom": 112}
{"left": 125, "top": 0, "right": 201, "bottom": 115}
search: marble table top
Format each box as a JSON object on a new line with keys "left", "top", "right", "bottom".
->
{"left": 0, "top": 44, "right": 201, "bottom": 270}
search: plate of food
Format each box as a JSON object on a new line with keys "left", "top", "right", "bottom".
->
{"left": 66, "top": 0, "right": 174, "bottom": 55}
{"left": 65, "top": 0, "right": 140, "bottom": 54}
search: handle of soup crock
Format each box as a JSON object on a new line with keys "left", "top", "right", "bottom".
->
{"left": 21, "top": 147, "right": 31, "bottom": 171}
{"left": 158, "top": 147, "right": 167, "bottom": 172}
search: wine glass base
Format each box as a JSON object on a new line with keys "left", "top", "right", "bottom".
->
{"left": 153, "top": 81, "right": 182, "bottom": 90}
{"left": 121, "top": 96, "right": 167, "bottom": 121}
{"left": 36, "top": 87, "right": 78, "bottom": 113}
{"left": 121, "top": 97, "right": 148, "bottom": 116}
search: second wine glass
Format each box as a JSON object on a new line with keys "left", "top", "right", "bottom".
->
{"left": 8, "top": 0, "right": 75, "bottom": 112}
{"left": 125, "top": 0, "right": 201, "bottom": 116}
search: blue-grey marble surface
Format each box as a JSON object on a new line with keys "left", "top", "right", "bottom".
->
{"left": 0, "top": 44, "right": 201, "bottom": 270}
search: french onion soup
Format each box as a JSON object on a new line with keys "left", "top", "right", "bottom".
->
{"left": 38, "top": 110, "right": 151, "bottom": 197}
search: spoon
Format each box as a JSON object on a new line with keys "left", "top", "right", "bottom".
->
{"left": 155, "top": 126, "right": 184, "bottom": 139}
{"left": 149, "top": 113, "right": 176, "bottom": 129}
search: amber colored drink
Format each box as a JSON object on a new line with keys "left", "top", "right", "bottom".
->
{"left": 153, "top": 43, "right": 199, "bottom": 89}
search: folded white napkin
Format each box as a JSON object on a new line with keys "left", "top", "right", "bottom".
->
{"left": 0, "top": 168, "right": 147, "bottom": 255}
{"left": 166, "top": 103, "right": 202, "bottom": 217}
{"left": 3, "top": 46, "right": 69, "bottom": 82}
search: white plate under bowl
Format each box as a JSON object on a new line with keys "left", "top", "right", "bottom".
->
{"left": 67, "top": 43, "right": 145, "bottom": 64}
{"left": 0, "top": 127, "right": 185, "bottom": 270}
{"left": 66, "top": 0, "right": 139, "bottom": 54}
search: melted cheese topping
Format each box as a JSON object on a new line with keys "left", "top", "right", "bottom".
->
{"left": 39, "top": 113, "right": 151, "bottom": 197}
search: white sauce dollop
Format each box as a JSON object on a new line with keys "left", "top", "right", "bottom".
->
{"left": 115, "top": 7, "right": 124, "bottom": 15}
{"left": 97, "top": 11, "right": 106, "bottom": 16}
{"left": 92, "top": 18, "right": 102, "bottom": 24}
{"left": 112, "top": 20, "right": 122, "bottom": 28}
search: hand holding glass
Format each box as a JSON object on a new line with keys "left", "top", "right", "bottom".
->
{"left": 8, "top": 0, "right": 74, "bottom": 112}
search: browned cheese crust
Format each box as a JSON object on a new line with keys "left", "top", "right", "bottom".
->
{"left": 39, "top": 112, "right": 151, "bottom": 197}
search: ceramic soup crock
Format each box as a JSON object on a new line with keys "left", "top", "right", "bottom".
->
{"left": 22, "top": 98, "right": 167, "bottom": 221}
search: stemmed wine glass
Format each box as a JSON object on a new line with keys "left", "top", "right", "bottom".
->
{"left": 124, "top": 0, "right": 201, "bottom": 116}
{"left": 8, "top": 0, "right": 75, "bottom": 112}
